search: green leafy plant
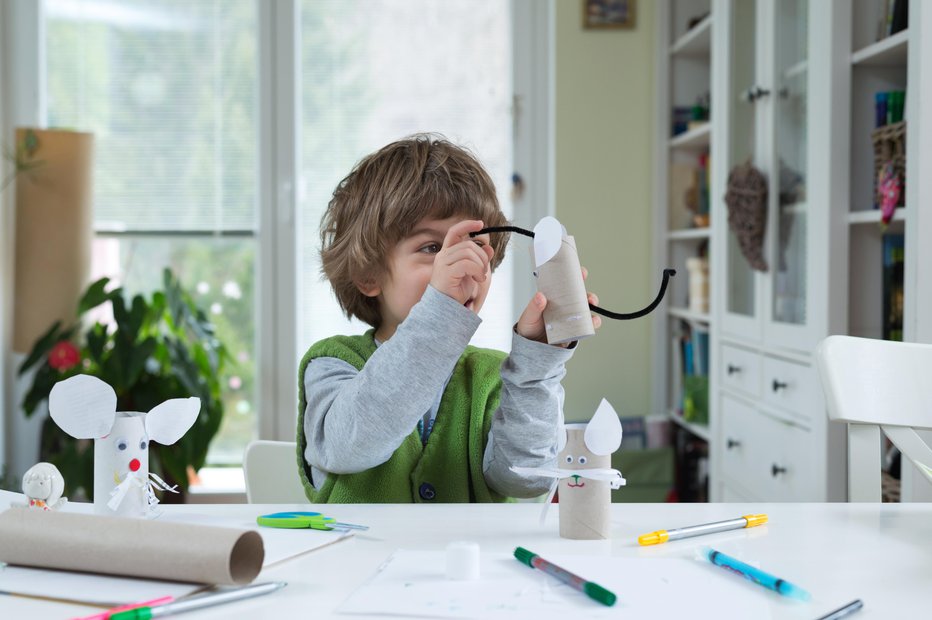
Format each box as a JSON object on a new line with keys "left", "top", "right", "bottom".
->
{"left": 19, "top": 269, "right": 229, "bottom": 499}
{"left": 2, "top": 129, "right": 44, "bottom": 193}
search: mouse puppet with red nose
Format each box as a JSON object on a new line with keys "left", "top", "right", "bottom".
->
{"left": 48, "top": 374, "right": 200, "bottom": 518}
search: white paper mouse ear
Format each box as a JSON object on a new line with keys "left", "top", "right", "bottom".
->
{"left": 584, "top": 398, "right": 623, "bottom": 456}
{"left": 145, "top": 397, "right": 200, "bottom": 445}
{"left": 49, "top": 374, "right": 118, "bottom": 439}
{"left": 533, "top": 216, "right": 566, "bottom": 267}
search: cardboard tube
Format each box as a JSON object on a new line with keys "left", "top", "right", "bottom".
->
{"left": 536, "top": 236, "right": 595, "bottom": 345}
{"left": 558, "top": 425, "right": 611, "bottom": 540}
{"left": 94, "top": 414, "right": 150, "bottom": 517}
{"left": 13, "top": 128, "right": 94, "bottom": 353}
{"left": 0, "top": 507, "right": 264, "bottom": 585}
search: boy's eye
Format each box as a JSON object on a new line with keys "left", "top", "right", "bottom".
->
{"left": 418, "top": 243, "right": 442, "bottom": 254}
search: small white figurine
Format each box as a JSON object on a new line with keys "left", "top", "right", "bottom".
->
{"left": 22, "top": 462, "right": 67, "bottom": 511}
{"left": 512, "top": 398, "right": 626, "bottom": 539}
{"left": 48, "top": 374, "right": 200, "bottom": 518}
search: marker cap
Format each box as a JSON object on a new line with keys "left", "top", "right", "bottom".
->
{"left": 743, "top": 514, "right": 768, "bottom": 528}
{"left": 637, "top": 530, "right": 669, "bottom": 546}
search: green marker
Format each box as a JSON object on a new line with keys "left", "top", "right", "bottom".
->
{"left": 513, "top": 546, "right": 616, "bottom": 607}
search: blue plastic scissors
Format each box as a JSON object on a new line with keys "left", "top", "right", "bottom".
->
{"left": 256, "top": 511, "right": 369, "bottom": 531}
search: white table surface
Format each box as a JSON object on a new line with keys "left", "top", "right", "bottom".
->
{"left": 5, "top": 502, "right": 932, "bottom": 619}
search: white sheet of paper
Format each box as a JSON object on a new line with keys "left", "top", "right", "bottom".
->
{"left": 0, "top": 564, "right": 203, "bottom": 607}
{"left": 337, "top": 551, "right": 770, "bottom": 619}
{"left": 158, "top": 511, "right": 353, "bottom": 567}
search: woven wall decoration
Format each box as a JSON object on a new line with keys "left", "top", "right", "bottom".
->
{"left": 724, "top": 160, "right": 769, "bottom": 272}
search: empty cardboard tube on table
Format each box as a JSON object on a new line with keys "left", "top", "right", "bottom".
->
{"left": 0, "top": 507, "right": 264, "bottom": 585}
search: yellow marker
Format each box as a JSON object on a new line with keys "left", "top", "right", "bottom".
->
{"left": 638, "top": 514, "right": 767, "bottom": 546}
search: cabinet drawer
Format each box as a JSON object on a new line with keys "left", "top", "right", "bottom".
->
{"left": 721, "top": 396, "right": 818, "bottom": 501}
{"left": 761, "top": 356, "right": 821, "bottom": 421}
{"left": 721, "top": 344, "right": 761, "bottom": 397}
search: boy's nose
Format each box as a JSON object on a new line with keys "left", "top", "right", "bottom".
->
{"left": 129, "top": 458, "right": 141, "bottom": 472}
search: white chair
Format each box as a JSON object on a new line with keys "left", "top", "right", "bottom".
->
{"left": 243, "top": 440, "right": 309, "bottom": 504}
{"left": 815, "top": 335, "right": 932, "bottom": 501}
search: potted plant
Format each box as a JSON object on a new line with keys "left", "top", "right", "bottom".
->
{"left": 19, "top": 268, "right": 229, "bottom": 500}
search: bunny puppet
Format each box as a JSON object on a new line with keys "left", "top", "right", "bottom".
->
{"left": 48, "top": 374, "right": 200, "bottom": 518}
{"left": 512, "top": 398, "right": 626, "bottom": 539}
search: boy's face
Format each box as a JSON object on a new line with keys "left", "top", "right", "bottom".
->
{"left": 366, "top": 215, "right": 493, "bottom": 341}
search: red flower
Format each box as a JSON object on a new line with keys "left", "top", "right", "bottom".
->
{"left": 48, "top": 341, "right": 80, "bottom": 371}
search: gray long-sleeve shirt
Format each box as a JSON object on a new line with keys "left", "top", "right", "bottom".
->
{"left": 302, "top": 285, "right": 574, "bottom": 498}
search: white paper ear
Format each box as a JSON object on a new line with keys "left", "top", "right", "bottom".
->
{"left": 145, "top": 397, "right": 200, "bottom": 445}
{"left": 556, "top": 423, "right": 568, "bottom": 454}
{"left": 584, "top": 398, "right": 623, "bottom": 455}
{"left": 49, "top": 375, "right": 118, "bottom": 439}
{"left": 533, "top": 216, "right": 565, "bottom": 267}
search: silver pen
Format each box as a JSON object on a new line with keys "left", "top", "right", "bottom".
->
{"left": 816, "top": 599, "right": 864, "bottom": 620}
{"left": 637, "top": 514, "right": 768, "bottom": 545}
{"left": 110, "top": 581, "right": 287, "bottom": 619}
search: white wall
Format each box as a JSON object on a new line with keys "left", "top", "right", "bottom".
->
{"left": 554, "top": 0, "right": 656, "bottom": 421}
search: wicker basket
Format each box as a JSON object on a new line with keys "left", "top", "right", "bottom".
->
{"left": 872, "top": 120, "right": 906, "bottom": 208}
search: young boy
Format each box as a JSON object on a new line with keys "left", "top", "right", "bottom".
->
{"left": 297, "top": 134, "right": 600, "bottom": 502}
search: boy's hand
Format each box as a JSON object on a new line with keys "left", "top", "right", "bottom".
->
{"left": 431, "top": 219, "right": 494, "bottom": 306}
{"left": 516, "top": 267, "right": 602, "bottom": 346}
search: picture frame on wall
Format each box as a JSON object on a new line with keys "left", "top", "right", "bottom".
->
{"left": 583, "top": 0, "right": 636, "bottom": 30}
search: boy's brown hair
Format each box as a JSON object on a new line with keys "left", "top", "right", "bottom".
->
{"left": 320, "top": 133, "right": 510, "bottom": 328}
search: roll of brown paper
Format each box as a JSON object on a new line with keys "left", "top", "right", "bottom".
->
{"left": 558, "top": 426, "right": 611, "bottom": 540}
{"left": 0, "top": 508, "right": 264, "bottom": 585}
{"left": 536, "top": 236, "right": 595, "bottom": 345}
{"left": 13, "top": 128, "right": 94, "bottom": 353}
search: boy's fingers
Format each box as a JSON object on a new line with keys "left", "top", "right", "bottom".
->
{"left": 581, "top": 266, "right": 589, "bottom": 281}
{"left": 443, "top": 220, "right": 484, "bottom": 249}
{"left": 443, "top": 244, "right": 489, "bottom": 273}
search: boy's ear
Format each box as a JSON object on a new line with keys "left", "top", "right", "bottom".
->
{"left": 355, "top": 278, "right": 381, "bottom": 297}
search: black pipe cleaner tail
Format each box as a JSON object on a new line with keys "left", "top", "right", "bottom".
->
{"left": 472, "top": 226, "right": 676, "bottom": 320}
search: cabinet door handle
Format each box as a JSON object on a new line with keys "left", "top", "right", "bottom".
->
{"left": 771, "top": 379, "right": 789, "bottom": 392}
{"left": 771, "top": 464, "right": 787, "bottom": 477}
{"left": 726, "top": 438, "right": 741, "bottom": 450}
{"left": 742, "top": 85, "right": 771, "bottom": 102}
{"left": 727, "top": 364, "right": 741, "bottom": 376}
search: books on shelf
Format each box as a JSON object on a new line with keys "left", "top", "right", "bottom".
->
{"left": 671, "top": 323, "right": 710, "bottom": 427}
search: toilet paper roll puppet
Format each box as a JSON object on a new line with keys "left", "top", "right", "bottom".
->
{"left": 512, "top": 399, "right": 626, "bottom": 540}
{"left": 471, "top": 216, "right": 675, "bottom": 345}
{"left": 48, "top": 374, "right": 200, "bottom": 518}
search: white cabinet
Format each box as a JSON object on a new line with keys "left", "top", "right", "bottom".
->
{"left": 657, "top": 0, "right": 932, "bottom": 501}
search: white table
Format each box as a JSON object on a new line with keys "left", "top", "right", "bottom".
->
{"left": 6, "top": 502, "right": 932, "bottom": 619}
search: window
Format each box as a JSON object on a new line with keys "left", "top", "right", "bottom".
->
{"left": 44, "top": 0, "right": 259, "bottom": 464}
{"left": 31, "top": 0, "right": 546, "bottom": 471}
{"left": 299, "top": 0, "right": 515, "bottom": 354}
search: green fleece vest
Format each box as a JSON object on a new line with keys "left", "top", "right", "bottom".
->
{"left": 296, "top": 330, "right": 509, "bottom": 503}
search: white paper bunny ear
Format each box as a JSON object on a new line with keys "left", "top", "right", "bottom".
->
{"left": 48, "top": 374, "right": 118, "bottom": 439}
{"left": 556, "top": 423, "right": 568, "bottom": 454}
{"left": 533, "top": 216, "right": 566, "bottom": 267}
{"left": 584, "top": 398, "right": 623, "bottom": 456}
{"left": 145, "top": 397, "right": 200, "bottom": 445}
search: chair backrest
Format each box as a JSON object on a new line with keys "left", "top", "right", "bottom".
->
{"left": 243, "top": 440, "right": 308, "bottom": 504}
{"left": 815, "top": 335, "right": 932, "bottom": 501}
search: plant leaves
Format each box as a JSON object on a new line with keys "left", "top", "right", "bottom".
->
{"left": 18, "top": 321, "right": 63, "bottom": 374}
{"left": 77, "top": 277, "right": 117, "bottom": 315}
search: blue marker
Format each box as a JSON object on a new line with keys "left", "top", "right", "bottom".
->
{"left": 702, "top": 547, "right": 811, "bottom": 601}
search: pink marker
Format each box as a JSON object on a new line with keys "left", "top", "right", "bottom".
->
{"left": 70, "top": 595, "right": 174, "bottom": 620}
